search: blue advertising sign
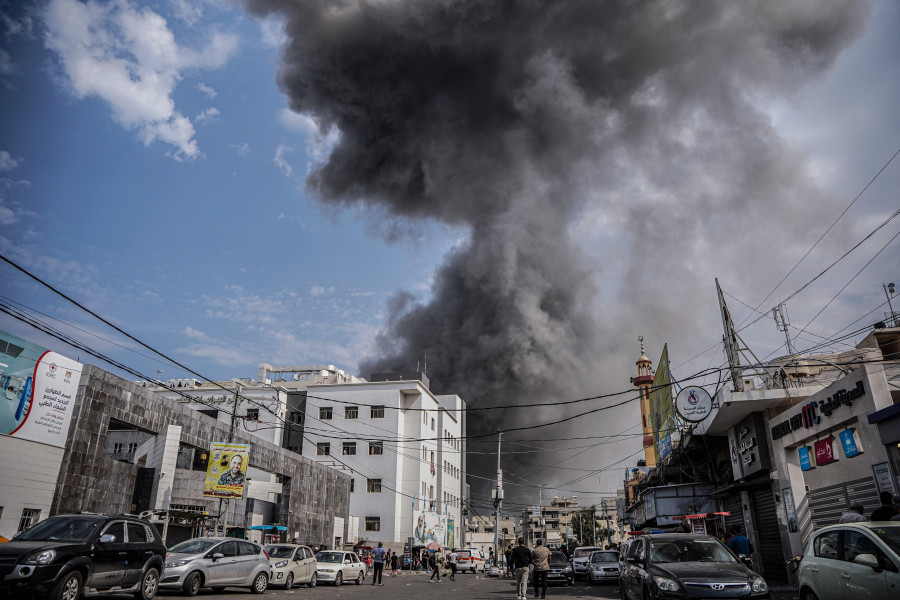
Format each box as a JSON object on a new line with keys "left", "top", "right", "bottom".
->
{"left": 798, "top": 446, "right": 814, "bottom": 471}
{"left": 839, "top": 429, "right": 860, "bottom": 458}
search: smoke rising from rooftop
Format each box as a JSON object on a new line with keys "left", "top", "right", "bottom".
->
{"left": 243, "top": 0, "right": 866, "bottom": 499}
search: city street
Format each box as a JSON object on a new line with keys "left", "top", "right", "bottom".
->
{"left": 152, "top": 570, "right": 800, "bottom": 600}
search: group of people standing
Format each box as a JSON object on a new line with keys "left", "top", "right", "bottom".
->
{"left": 508, "top": 538, "right": 551, "bottom": 600}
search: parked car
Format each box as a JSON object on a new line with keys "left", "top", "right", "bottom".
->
{"left": 315, "top": 550, "right": 366, "bottom": 585}
{"left": 541, "top": 551, "right": 574, "bottom": 586}
{"left": 455, "top": 549, "right": 486, "bottom": 573}
{"left": 587, "top": 549, "right": 620, "bottom": 584}
{"left": 160, "top": 537, "right": 269, "bottom": 596}
{"left": 620, "top": 534, "right": 769, "bottom": 600}
{"left": 265, "top": 543, "right": 318, "bottom": 589}
{"left": 798, "top": 522, "right": 900, "bottom": 600}
{"left": 0, "top": 512, "right": 165, "bottom": 600}
{"left": 571, "top": 545, "right": 605, "bottom": 580}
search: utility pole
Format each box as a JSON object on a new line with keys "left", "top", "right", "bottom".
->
{"left": 493, "top": 432, "right": 503, "bottom": 567}
{"left": 773, "top": 303, "right": 796, "bottom": 356}
{"left": 717, "top": 278, "right": 744, "bottom": 392}
{"left": 885, "top": 282, "right": 897, "bottom": 327}
{"left": 220, "top": 383, "right": 242, "bottom": 536}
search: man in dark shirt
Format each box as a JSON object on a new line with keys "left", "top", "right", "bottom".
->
{"left": 871, "top": 491, "right": 899, "bottom": 521}
{"left": 511, "top": 538, "right": 533, "bottom": 600}
{"left": 726, "top": 525, "right": 754, "bottom": 559}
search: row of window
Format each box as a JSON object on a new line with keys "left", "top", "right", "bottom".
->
{"left": 443, "top": 429, "right": 461, "bottom": 451}
{"left": 443, "top": 460, "right": 460, "bottom": 479}
{"left": 316, "top": 441, "right": 384, "bottom": 456}
{"left": 348, "top": 478, "right": 383, "bottom": 494}
{"left": 319, "top": 405, "right": 385, "bottom": 420}
{"left": 442, "top": 491, "right": 459, "bottom": 508}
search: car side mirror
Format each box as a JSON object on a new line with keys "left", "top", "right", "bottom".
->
{"left": 853, "top": 554, "right": 880, "bottom": 571}
{"left": 211, "top": 553, "right": 225, "bottom": 561}
{"left": 99, "top": 534, "right": 117, "bottom": 543}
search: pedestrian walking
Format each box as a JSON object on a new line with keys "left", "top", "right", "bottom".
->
{"left": 372, "top": 541, "right": 387, "bottom": 585}
{"left": 391, "top": 550, "right": 400, "bottom": 576}
{"left": 505, "top": 545, "right": 513, "bottom": 577}
{"left": 429, "top": 552, "right": 442, "bottom": 582}
{"left": 448, "top": 549, "right": 458, "bottom": 580}
{"left": 839, "top": 503, "right": 868, "bottom": 523}
{"left": 530, "top": 540, "right": 550, "bottom": 599}
{"left": 511, "top": 537, "right": 532, "bottom": 600}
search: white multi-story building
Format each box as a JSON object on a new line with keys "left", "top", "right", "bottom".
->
{"left": 303, "top": 373, "right": 466, "bottom": 549}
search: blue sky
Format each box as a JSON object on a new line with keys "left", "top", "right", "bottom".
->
{"left": 2, "top": 0, "right": 899, "bottom": 498}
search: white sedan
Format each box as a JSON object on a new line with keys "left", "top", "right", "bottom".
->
{"left": 266, "top": 544, "right": 318, "bottom": 589}
{"left": 315, "top": 550, "right": 367, "bottom": 586}
{"left": 798, "top": 522, "right": 900, "bottom": 600}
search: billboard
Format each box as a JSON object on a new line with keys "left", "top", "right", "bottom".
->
{"left": 1, "top": 330, "right": 82, "bottom": 448}
{"left": 413, "top": 510, "right": 448, "bottom": 546}
{"left": 203, "top": 442, "right": 250, "bottom": 499}
{"left": 648, "top": 344, "right": 674, "bottom": 461}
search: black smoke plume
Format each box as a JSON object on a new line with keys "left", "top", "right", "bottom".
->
{"left": 243, "top": 0, "right": 866, "bottom": 501}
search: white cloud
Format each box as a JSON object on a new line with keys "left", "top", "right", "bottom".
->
{"left": 258, "top": 14, "right": 287, "bottom": 48}
{"left": 310, "top": 285, "right": 334, "bottom": 296}
{"left": 42, "top": 0, "right": 239, "bottom": 160}
{"left": 168, "top": 0, "right": 202, "bottom": 26}
{"left": 196, "top": 82, "right": 217, "bottom": 98}
{"left": 0, "top": 49, "right": 12, "bottom": 76}
{"left": 277, "top": 108, "right": 317, "bottom": 134}
{"left": 229, "top": 142, "right": 250, "bottom": 157}
{"left": 0, "top": 151, "right": 19, "bottom": 171}
{"left": 195, "top": 107, "right": 220, "bottom": 123}
{"left": 183, "top": 326, "right": 210, "bottom": 340}
{"left": 274, "top": 144, "right": 292, "bottom": 176}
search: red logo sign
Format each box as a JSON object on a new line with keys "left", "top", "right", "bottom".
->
{"left": 814, "top": 438, "right": 836, "bottom": 466}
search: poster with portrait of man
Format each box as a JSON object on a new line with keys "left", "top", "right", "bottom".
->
{"left": 203, "top": 442, "right": 250, "bottom": 499}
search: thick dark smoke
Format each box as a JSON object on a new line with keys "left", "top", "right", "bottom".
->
{"left": 243, "top": 0, "right": 866, "bottom": 500}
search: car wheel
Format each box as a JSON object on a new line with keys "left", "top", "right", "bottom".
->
{"left": 309, "top": 572, "right": 317, "bottom": 588}
{"left": 284, "top": 572, "right": 294, "bottom": 590}
{"left": 801, "top": 589, "right": 819, "bottom": 600}
{"left": 183, "top": 571, "right": 202, "bottom": 596}
{"left": 134, "top": 567, "right": 159, "bottom": 600}
{"left": 251, "top": 572, "right": 268, "bottom": 594}
{"left": 52, "top": 571, "right": 82, "bottom": 600}
{"left": 335, "top": 571, "right": 343, "bottom": 586}
{"left": 356, "top": 571, "right": 364, "bottom": 584}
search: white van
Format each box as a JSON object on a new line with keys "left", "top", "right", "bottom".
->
{"left": 455, "top": 548, "right": 486, "bottom": 573}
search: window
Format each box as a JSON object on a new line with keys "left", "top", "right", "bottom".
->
{"left": 423, "top": 411, "right": 428, "bottom": 424}
{"left": 345, "top": 406, "right": 358, "bottom": 419}
{"left": 365, "top": 517, "right": 381, "bottom": 531}
{"left": 239, "top": 541, "right": 259, "bottom": 556}
{"left": 371, "top": 405, "right": 385, "bottom": 419}
{"left": 316, "top": 442, "right": 331, "bottom": 456}
{"left": 127, "top": 523, "right": 148, "bottom": 543}
{"left": 218, "top": 541, "right": 239, "bottom": 557}
{"left": 350, "top": 478, "right": 355, "bottom": 493}
{"left": 367, "top": 479, "right": 382, "bottom": 493}
{"left": 369, "top": 441, "right": 384, "bottom": 455}
{"left": 430, "top": 418, "right": 435, "bottom": 431}
{"left": 245, "top": 408, "right": 259, "bottom": 421}
{"left": 113, "top": 443, "right": 123, "bottom": 453}
{"left": 304, "top": 547, "right": 315, "bottom": 559}
{"left": 342, "top": 442, "right": 357, "bottom": 456}
{"left": 429, "top": 485, "right": 434, "bottom": 498}
{"left": 843, "top": 531, "right": 881, "bottom": 563}
{"left": 18, "top": 508, "right": 41, "bottom": 533}
{"left": 289, "top": 411, "right": 304, "bottom": 425}
{"left": 814, "top": 532, "right": 839, "bottom": 560}
{"left": 102, "top": 521, "right": 126, "bottom": 543}
{"left": 127, "top": 443, "right": 138, "bottom": 454}
{"left": 319, "top": 407, "right": 333, "bottom": 420}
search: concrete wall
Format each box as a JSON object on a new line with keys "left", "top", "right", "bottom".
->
{"left": 0, "top": 436, "right": 66, "bottom": 539}
{"left": 50, "top": 365, "right": 350, "bottom": 545}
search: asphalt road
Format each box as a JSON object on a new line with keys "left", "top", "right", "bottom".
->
{"left": 153, "top": 570, "right": 800, "bottom": 600}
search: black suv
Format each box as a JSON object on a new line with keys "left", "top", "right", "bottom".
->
{"left": 0, "top": 513, "right": 166, "bottom": 599}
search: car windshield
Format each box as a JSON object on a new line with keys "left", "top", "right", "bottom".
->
{"left": 591, "top": 552, "right": 619, "bottom": 563}
{"left": 266, "top": 546, "right": 295, "bottom": 558}
{"left": 550, "top": 552, "right": 568, "bottom": 564}
{"left": 650, "top": 539, "right": 736, "bottom": 564}
{"left": 317, "top": 551, "right": 344, "bottom": 563}
{"left": 15, "top": 517, "right": 101, "bottom": 542}
{"left": 169, "top": 539, "right": 220, "bottom": 554}
{"left": 871, "top": 526, "right": 900, "bottom": 556}
{"left": 573, "top": 548, "right": 598, "bottom": 558}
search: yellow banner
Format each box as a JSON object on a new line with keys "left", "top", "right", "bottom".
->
{"left": 203, "top": 442, "right": 250, "bottom": 499}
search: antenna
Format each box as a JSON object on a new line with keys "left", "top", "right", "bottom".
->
{"left": 716, "top": 278, "right": 744, "bottom": 392}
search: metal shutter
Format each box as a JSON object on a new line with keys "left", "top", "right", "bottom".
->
{"left": 807, "top": 482, "right": 847, "bottom": 530}
{"left": 750, "top": 488, "right": 788, "bottom": 583}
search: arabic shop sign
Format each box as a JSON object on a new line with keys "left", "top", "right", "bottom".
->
{"left": 771, "top": 380, "right": 865, "bottom": 440}
{"left": 814, "top": 438, "right": 837, "bottom": 466}
{"left": 798, "top": 446, "right": 814, "bottom": 471}
{"left": 728, "top": 412, "right": 771, "bottom": 480}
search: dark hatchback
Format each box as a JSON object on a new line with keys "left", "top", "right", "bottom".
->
{"left": 620, "top": 534, "right": 770, "bottom": 599}
{"left": 542, "top": 551, "right": 574, "bottom": 586}
{"left": 0, "top": 513, "right": 166, "bottom": 600}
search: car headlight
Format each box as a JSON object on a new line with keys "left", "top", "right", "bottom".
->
{"left": 564, "top": 566, "right": 572, "bottom": 572}
{"left": 319, "top": 568, "right": 334, "bottom": 573}
{"left": 24, "top": 550, "right": 56, "bottom": 565}
{"left": 751, "top": 577, "right": 768, "bottom": 593}
{"left": 165, "top": 559, "right": 192, "bottom": 568}
{"left": 653, "top": 576, "right": 680, "bottom": 592}
{"left": 275, "top": 560, "right": 288, "bottom": 568}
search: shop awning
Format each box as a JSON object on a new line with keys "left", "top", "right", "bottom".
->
{"left": 249, "top": 525, "right": 287, "bottom": 531}
{"left": 672, "top": 512, "right": 730, "bottom": 521}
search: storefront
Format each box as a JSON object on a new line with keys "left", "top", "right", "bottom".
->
{"left": 866, "top": 403, "right": 900, "bottom": 498}
{"left": 768, "top": 363, "right": 894, "bottom": 565}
